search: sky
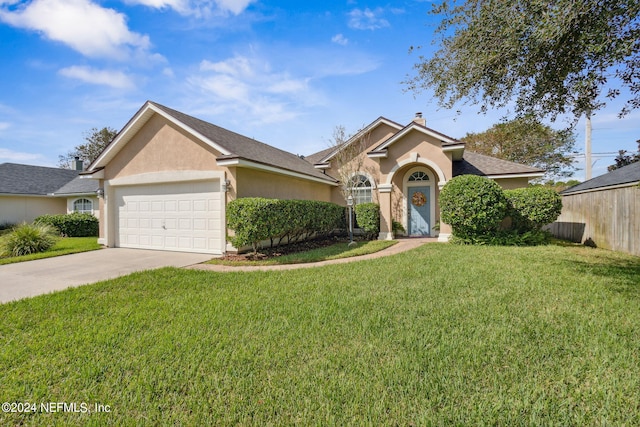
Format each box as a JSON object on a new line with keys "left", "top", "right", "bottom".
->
{"left": 0, "top": 0, "right": 638, "bottom": 181}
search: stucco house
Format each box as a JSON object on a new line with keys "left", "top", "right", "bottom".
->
{"left": 82, "top": 101, "right": 543, "bottom": 255}
{"left": 0, "top": 162, "right": 99, "bottom": 225}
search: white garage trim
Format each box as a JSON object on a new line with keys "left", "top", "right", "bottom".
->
{"left": 103, "top": 171, "right": 226, "bottom": 254}
{"left": 109, "top": 170, "right": 223, "bottom": 186}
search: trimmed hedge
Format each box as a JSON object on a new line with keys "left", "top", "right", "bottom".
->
{"left": 34, "top": 212, "right": 99, "bottom": 237}
{"left": 226, "top": 198, "right": 345, "bottom": 251}
{"left": 354, "top": 203, "right": 380, "bottom": 240}
{"left": 440, "top": 175, "right": 508, "bottom": 239}
{"left": 505, "top": 187, "right": 563, "bottom": 232}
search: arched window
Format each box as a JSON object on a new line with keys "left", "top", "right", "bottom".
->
{"left": 408, "top": 171, "right": 430, "bottom": 182}
{"left": 348, "top": 174, "right": 373, "bottom": 205}
{"left": 73, "top": 198, "right": 93, "bottom": 214}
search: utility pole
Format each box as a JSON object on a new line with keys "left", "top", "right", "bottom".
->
{"left": 585, "top": 112, "right": 592, "bottom": 180}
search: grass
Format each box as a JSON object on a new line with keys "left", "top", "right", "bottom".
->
{"left": 0, "top": 243, "right": 639, "bottom": 425}
{"left": 208, "top": 239, "right": 397, "bottom": 265}
{"left": 0, "top": 237, "right": 101, "bottom": 265}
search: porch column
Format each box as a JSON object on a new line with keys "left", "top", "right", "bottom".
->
{"left": 378, "top": 184, "right": 393, "bottom": 240}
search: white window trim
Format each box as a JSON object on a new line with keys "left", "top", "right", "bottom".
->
{"left": 347, "top": 172, "right": 376, "bottom": 205}
{"left": 72, "top": 198, "right": 93, "bottom": 214}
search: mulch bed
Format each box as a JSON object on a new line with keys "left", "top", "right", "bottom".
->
{"left": 221, "top": 236, "right": 359, "bottom": 262}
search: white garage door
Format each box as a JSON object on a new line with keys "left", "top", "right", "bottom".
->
{"left": 115, "top": 181, "right": 223, "bottom": 254}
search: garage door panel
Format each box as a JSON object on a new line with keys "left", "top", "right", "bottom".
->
{"left": 164, "top": 200, "right": 178, "bottom": 212}
{"left": 115, "top": 180, "right": 222, "bottom": 254}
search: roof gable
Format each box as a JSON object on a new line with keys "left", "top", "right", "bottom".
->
{"left": 0, "top": 163, "right": 80, "bottom": 196}
{"left": 562, "top": 161, "right": 640, "bottom": 194}
{"left": 369, "top": 122, "right": 460, "bottom": 154}
{"left": 89, "top": 101, "right": 336, "bottom": 184}
{"left": 311, "top": 117, "right": 403, "bottom": 166}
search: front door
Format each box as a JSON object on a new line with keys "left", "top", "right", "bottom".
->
{"left": 408, "top": 186, "right": 430, "bottom": 236}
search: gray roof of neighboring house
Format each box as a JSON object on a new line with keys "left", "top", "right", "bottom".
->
{"left": 149, "top": 102, "right": 338, "bottom": 184}
{"left": 453, "top": 151, "right": 544, "bottom": 177}
{"left": 51, "top": 175, "right": 99, "bottom": 195}
{"left": 561, "top": 161, "right": 640, "bottom": 195}
{"left": 0, "top": 163, "right": 82, "bottom": 196}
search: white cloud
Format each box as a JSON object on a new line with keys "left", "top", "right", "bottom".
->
{"left": 58, "top": 65, "right": 135, "bottom": 89}
{"left": 0, "top": 122, "right": 10, "bottom": 131}
{"left": 331, "top": 33, "right": 348, "bottom": 46}
{"left": 124, "top": 0, "right": 254, "bottom": 16}
{"left": 348, "top": 7, "right": 390, "bottom": 30}
{"left": 0, "top": 0, "right": 151, "bottom": 60}
{"left": 188, "top": 55, "right": 318, "bottom": 124}
{"left": 214, "top": 0, "right": 254, "bottom": 15}
{"left": 0, "top": 147, "right": 44, "bottom": 163}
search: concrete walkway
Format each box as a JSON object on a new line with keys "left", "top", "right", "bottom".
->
{"left": 188, "top": 237, "right": 438, "bottom": 273}
{"left": 0, "top": 248, "right": 213, "bottom": 304}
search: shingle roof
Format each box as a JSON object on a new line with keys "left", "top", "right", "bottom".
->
{"left": 304, "top": 146, "right": 334, "bottom": 165}
{"left": 453, "top": 151, "right": 544, "bottom": 177}
{"left": 149, "top": 102, "right": 337, "bottom": 183}
{"left": 52, "top": 176, "right": 99, "bottom": 195}
{"left": 561, "top": 161, "right": 640, "bottom": 194}
{"left": 0, "top": 163, "right": 81, "bottom": 195}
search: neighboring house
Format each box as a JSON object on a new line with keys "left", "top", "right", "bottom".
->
{"left": 547, "top": 162, "right": 640, "bottom": 257}
{"left": 83, "top": 101, "right": 543, "bottom": 255}
{"left": 0, "top": 162, "right": 99, "bottom": 225}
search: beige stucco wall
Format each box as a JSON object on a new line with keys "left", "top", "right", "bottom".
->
{"left": 104, "top": 114, "right": 222, "bottom": 180}
{"left": 0, "top": 195, "right": 67, "bottom": 224}
{"left": 378, "top": 131, "right": 453, "bottom": 182}
{"left": 493, "top": 177, "right": 531, "bottom": 190}
{"left": 236, "top": 168, "right": 333, "bottom": 201}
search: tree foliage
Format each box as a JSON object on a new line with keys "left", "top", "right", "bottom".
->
{"left": 461, "top": 117, "right": 576, "bottom": 179}
{"left": 608, "top": 139, "right": 640, "bottom": 171}
{"left": 58, "top": 127, "right": 117, "bottom": 169}
{"left": 407, "top": 0, "right": 640, "bottom": 121}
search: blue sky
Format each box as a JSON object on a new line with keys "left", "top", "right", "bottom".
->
{"left": 1, "top": 0, "right": 638, "bottom": 180}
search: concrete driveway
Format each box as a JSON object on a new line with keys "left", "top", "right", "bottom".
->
{"left": 0, "top": 248, "right": 214, "bottom": 304}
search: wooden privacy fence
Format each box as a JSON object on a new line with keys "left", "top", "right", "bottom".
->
{"left": 546, "top": 184, "right": 640, "bottom": 257}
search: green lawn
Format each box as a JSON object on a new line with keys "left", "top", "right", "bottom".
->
{"left": 0, "top": 237, "right": 101, "bottom": 265}
{"left": 1, "top": 243, "right": 639, "bottom": 425}
{"left": 208, "top": 239, "right": 397, "bottom": 265}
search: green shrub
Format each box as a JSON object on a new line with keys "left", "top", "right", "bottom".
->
{"left": 440, "top": 175, "right": 509, "bottom": 239}
{"left": 34, "top": 212, "right": 99, "bottom": 237}
{"left": 1, "top": 223, "right": 59, "bottom": 257}
{"left": 354, "top": 203, "right": 380, "bottom": 240}
{"left": 505, "top": 187, "right": 563, "bottom": 232}
{"left": 392, "top": 219, "right": 405, "bottom": 235}
{"left": 227, "top": 198, "right": 344, "bottom": 252}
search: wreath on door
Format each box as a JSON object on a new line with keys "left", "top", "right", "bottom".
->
{"left": 412, "top": 191, "right": 427, "bottom": 207}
